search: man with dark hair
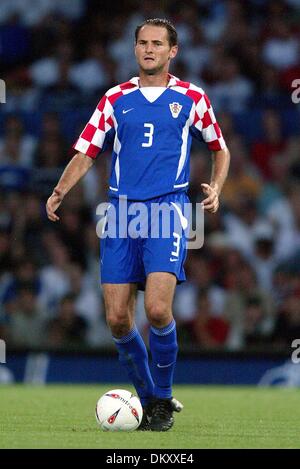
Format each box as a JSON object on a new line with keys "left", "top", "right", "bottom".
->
{"left": 135, "top": 18, "right": 178, "bottom": 47}
{"left": 46, "top": 19, "right": 230, "bottom": 431}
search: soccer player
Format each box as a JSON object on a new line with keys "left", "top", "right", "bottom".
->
{"left": 46, "top": 18, "right": 230, "bottom": 431}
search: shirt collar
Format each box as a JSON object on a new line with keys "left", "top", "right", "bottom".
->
{"left": 129, "top": 74, "right": 178, "bottom": 88}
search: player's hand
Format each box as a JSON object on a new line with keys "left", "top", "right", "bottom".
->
{"left": 46, "top": 188, "right": 64, "bottom": 222}
{"left": 201, "top": 183, "right": 219, "bottom": 213}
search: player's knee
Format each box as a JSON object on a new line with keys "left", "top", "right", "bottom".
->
{"left": 106, "top": 309, "right": 132, "bottom": 337}
{"left": 145, "top": 301, "right": 172, "bottom": 328}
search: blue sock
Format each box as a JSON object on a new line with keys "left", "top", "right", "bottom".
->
{"left": 113, "top": 326, "right": 154, "bottom": 406}
{"left": 149, "top": 319, "right": 178, "bottom": 399}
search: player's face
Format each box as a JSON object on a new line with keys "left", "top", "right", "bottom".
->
{"left": 135, "top": 25, "right": 178, "bottom": 75}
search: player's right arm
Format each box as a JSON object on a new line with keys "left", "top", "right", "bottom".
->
{"left": 46, "top": 92, "right": 116, "bottom": 222}
{"left": 46, "top": 152, "right": 94, "bottom": 222}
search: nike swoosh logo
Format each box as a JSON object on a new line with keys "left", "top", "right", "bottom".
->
{"left": 122, "top": 108, "right": 134, "bottom": 114}
{"left": 157, "top": 362, "right": 175, "bottom": 368}
{"left": 170, "top": 258, "right": 178, "bottom": 262}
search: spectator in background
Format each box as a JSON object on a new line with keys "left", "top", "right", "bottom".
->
{"left": 45, "top": 293, "right": 87, "bottom": 349}
{"left": 108, "top": 18, "right": 138, "bottom": 82}
{"left": 224, "top": 262, "right": 275, "bottom": 350}
{"left": 29, "top": 41, "right": 74, "bottom": 89}
{"left": 209, "top": 56, "right": 254, "bottom": 112}
{"left": 215, "top": 111, "right": 236, "bottom": 141}
{"left": 272, "top": 266, "right": 296, "bottom": 306}
{"left": 40, "top": 112, "right": 63, "bottom": 138}
{"left": 258, "top": 152, "right": 291, "bottom": 215}
{"left": 0, "top": 12, "right": 30, "bottom": 67}
{"left": 181, "top": 24, "right": 211, "bottom": 81}
{"left": 32, "top": 137, "right": 68, "bottom": 195}
{"left": 0, "top": 0, "right": 18, "bottom": 25}
{"left": 223, "top": 196, "right": 268, "bottom": 260}
{"left": 66, "top": 262, "right": 111, "bottom": 347}
{"left": 250, "top": 223, "right": 278, "bottom": 293}
{"left": 6, "top": 284, "right": 47, "bottom": 348}
{"left": 32, "top": 112, "right": 69, "bottom": 194}
{"left": 30, "top": 40, "right": 79, "bottom": 109}
{"left": 220, "top": 247, "right": 246, "bottom": 290}
{"left": 265, "top": 183, "right": 296, "bottom": 246}
{"left": 251, "top": 109, "right": 286, "bottom": 180}
{"left": 200, "top": 0, "right": 228, "bottom": 43}
{"left": 287, "top": 134, "right": 300, "bottom": 179}
{"left": 84, "top": 223, "right": 102, "bottom": 289}
{"left": 188, "top": 288, "right": 230, "bottom": 349}
{"left": 1, "top": 258, "right": 41, "bottom": 307}
{"left": 69, "top": 41, "right": 109, "bottom": 94}
{"left": 43, "top": 61, "right": 78, "bottom": 110}
{"left": 270, "top": 184, "right": 300, "bottom": 262}
{"left": 52, "top": 0, "right": 84, "bottom": 22}
{"left": 174, "top": 254, "right": 227, "bottom": 328}
{"left": 0, "top": 115, "right": 37, "bottom": 167}
{"left": 1, "top": 192, "right": 22, "bottom": 233}
{"left": 272, "top": 294, "right": 300, "bottom": 349}
{"left": 0, "top": 230, "right": 12, "bottom": 279}
{"left": 57, "top": 208, "right": 89, "bottom": 267}
{"left": 34, "top": 137, "right": 66, "bottom": 170}
{"left": 12, "top": 192, "right": 46, "bottom": 258}
{"left": 243, "top": 296, "right": 274, "bottom": 349}
{"left": 258, "top": 65, "right": 281, "bottom": 104}
{"left": 221, "top": 134, "right": 262, "bottom": 208}
{"left": 0, "top": 226, "right": 15, "bottom": 313}
{"left": 205, "top": 232, "right": 235, "bottom": 287}
{"left": 6, "top": 0, "right": 53, "bottom": 27}
{"left": 67, "top": 263, "right": 99, "bottom": 323}
{"left": 0, "top": 297, "right": 17, "bottom": 345}
{"left": 39, "top": 236, "right": 72, "bottom": 313}
{"left": 262, "top": 18, "right": 299, "bottom": 71}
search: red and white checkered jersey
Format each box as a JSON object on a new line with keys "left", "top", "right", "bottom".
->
{"left": 73, "top": 74, "right": 226, "bottom": 200}
{"left": 73, "top": 74, "right": 226, "bottom": 158}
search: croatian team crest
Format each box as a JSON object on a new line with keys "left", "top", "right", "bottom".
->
{"left": 169, "top": 102, "right": 182, "bottom": 118}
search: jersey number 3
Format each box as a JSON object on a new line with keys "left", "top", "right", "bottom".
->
{"left": 142, "top": 123, "right": 154, "bottom": 148}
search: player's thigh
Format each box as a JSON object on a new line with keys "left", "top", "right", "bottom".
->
{"left": 103, "top": 283, "right": 137, "bottom": 327}
{"left": 144, "top": 272, "right": 177, "bottom": 326}
{"left": 142, "top": 191, "right": 189, "bottom": 286}
{"left": 101, "top": 236, "right": 145, "bottom": 284}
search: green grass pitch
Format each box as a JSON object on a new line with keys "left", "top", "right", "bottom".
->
{"left": 0, "top": 384, "right": 299, "bottom": 448}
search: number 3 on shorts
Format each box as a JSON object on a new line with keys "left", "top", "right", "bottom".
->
{"left": 142, "top": 123, "right": 154, "bottom": 148}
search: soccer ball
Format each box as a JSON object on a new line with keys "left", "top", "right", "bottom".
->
{"left": 95, "top": 389, "right": 143, "bottom": 431}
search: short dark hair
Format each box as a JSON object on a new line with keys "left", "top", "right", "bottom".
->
{"left": 135, "top": 18, "right": 178, "bottom": 47}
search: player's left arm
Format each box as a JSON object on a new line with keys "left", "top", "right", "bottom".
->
{"left": 190, "top": 90, "right": 230, "bottom": 213}
{"left": 201, "top": 146, "right": 230, "bottom": 213}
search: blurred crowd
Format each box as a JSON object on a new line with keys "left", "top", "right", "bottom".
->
{"left": 0, "top": 0, "right": 300, "bottom": 353}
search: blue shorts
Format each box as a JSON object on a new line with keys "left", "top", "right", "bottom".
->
{"left": 100, "top": 192, "right": 190, "bottom": 288}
